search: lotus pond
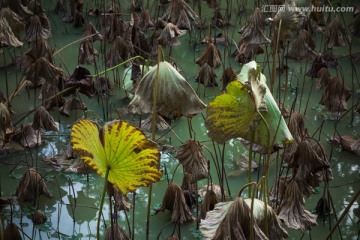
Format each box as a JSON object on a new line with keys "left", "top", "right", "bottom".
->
{"left": 1, "top": 0, "right": 360, "bottom": 239}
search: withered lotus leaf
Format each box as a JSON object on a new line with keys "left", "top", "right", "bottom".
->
{"left": 0, "top": 13, "right": 23, "bottom": 48}
{"left": 139, "top": 9, "right": 154, "bottom": 30}
{"left": 287, "top": 30, "right": 316, "bottom": 60}
{"left": 32, "top": 106, "right": 59, "bottom": 132}
{"left": 221, "top": 67, "right": 237, "bottom": 91}
{"left": 200, "top": 197, "right": 269, "bottom": 240}
{"left": 128, "top": 60, "right": 206, "bottom": 119}
{"left": 104, "top": 223, "right": 130, "bottom": 240}
{"left": 319, "top": 76, "right": 351, "bottom": 112}
{"left": 59, "top": 97, "right": 87, "bottom": 117}
{"left": 316, "top": 67, "right": 331, "bottom": 90}
{"left": 234, "top": 40, "right": 264, "bottom": 64}
{"left": 278, "top": 180, "right": 317, "bottom": 231}
{"left": 28, "top": 210, "right": 47, "bottom": 225}
{"left": 162, "top": 0, "right": 198, "bottom": 30}
{"left": 306, "top": 55, "right": 327, "bottom": 78}
{"left": 21, "top": 37, "right": 54, "bottom": 71}
{"left": 240, "top": 8, "right": 270, "bottom": 45}
{"left": 273, "top": 2, "right": 304, "bottom": 41}
{"left": 156, "top": 182, "right": 193, "bottom": 224}
{"left": 40, "top": 82, "right": 66, "bottom": 111}
{"left": 340, "top": 135, "right": 360, "bottom": 156}
{"left": 78, "top": 40, "right": 98, "bottom": 65}
{"left": 195, "top": 63, "right": 218, "bottom": 87}
{"left": 4, "top": 223, "right": 22, "bottom": 240}
{"left": 140, "top": 114, "right": 169, "bottom": 131}
{"left": 24, "top": 57, "right": 64, "bottom": 85}
{"left": 95, "top": 76, "right": 112, "bottom": 98}
{"left": 16, "top": 168, "right": 52, "bottom": 202}
{"left": 196, "top": 43, "right": 222, "bottom": 68}
{"left": 106, "top": 36, "right": 132, "bottom": 67}
{"left": 199, "top": 189, "right": 219, "bottom": 220}
{"left": 0, "top": 103, "right": 12, "bottom": 141}
{"left": 158, "top": 22, "right": 187, "bottom": 47}
{"left": 0, "top": 8, "right": 24, "bottom": 37}
{"left": 175, "top": 140, "right": 209, "bottom": 183}
{"left": 325, "top": 18, "right": 350, "bottom": 48}
{"left": 65, "top": 66, "right": 95, "bottom": 97}
{"left": 22, "top": 14, "right": 51, "bottom": 42}
{"left": 83, "top": 22, "right": 103, "bottom": 41}
{"left": 13, "top": 124, "right": 41, "bottom": 148}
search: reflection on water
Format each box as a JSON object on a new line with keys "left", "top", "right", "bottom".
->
{"left": 1, "top": 0, "right": 360, "bottom": 239}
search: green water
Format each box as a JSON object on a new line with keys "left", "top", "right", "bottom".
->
{"left": 1, "top": 0, "right": 360, "bottom": 239}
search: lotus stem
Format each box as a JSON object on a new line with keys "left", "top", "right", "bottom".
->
{"left": 97, "top": 168, "right": 110, "bottom": 240}
{"left": 325, "top": 189, "right": 360, "bottom": 239}
{"left": 238, "top": 182, "right": 257, "bottom": 197}
{"left": 92, "top": 55, "right": 147, "bottom": 78}
{"left": 271, "top": 19, "right": 282, "bottom": 93}
{"left": 53, "top": 33, "right": 98, "bottom": 56}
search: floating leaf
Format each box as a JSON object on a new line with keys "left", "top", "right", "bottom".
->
{"left": 70, "top": 119, "right": 162, "bottom": 195}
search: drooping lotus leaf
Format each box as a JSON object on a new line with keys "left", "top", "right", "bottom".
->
{"left": 139, "top": 9, "right": 154, "bottom": 30}
{"left": 155, "top": 182, "right": 194, "bottom": 224}
{"left": 325, "top": 17, "right": 350, "bottom": 48}
{"left": 21, "top": 37, "right": 54, "bottom": 72}
{"left": 83, "top": 22, "right": 103, "bottom": 42}
{"left": 104, "top": 223, "right": 130, "bottom": 240}
{"left": 316, "top": 67, "right": 331, "bottom": 90}
{"left": 240, "top": 8, "right": 270, "bottom": 45}
{"left": 106, "top": 36, "right": 132, "bottom": 68}
{"left": 287, "top": 29, "right": 317, "bottom": 60}
{"left": 158, "top": 22, "right": 187, "bottom": 47}
{"left": 65, "top": 66, "right": 95, "bottom": 97}
{"left": 175, "top": 140, "right": 209, "bottom": 183}
{"left": 199, "top": 189, "right": 219, "bottom": 219}
{"left": 59, "top": 97, "right": 87, "bottom": 117}
{"left": 0, "top": 14, "right": 23, "bottom": 48}
{"left": 278, "top": 180, "right": 318, "bottom": 231}
{"left": 28, "top": 210, "right": 47, "bottom": 225}
{"left": 24, "top": 57, "right": 64, "bottom": 85}
{"left": 95, "top": 76, "right": 112, "bottom": 98}
{"left": 16, "top": 168, "right": 52, "bottom": 202}
{"left": 272, "top": 1, "right": 304, "bottom": 41}
{"left": 234, "top": 39, "right": 264, "bottom": 64}
{"left": 22, "top": 14, "right": 51, "bottom": 42}
{"left": 221, "top": 67, "right": 237, "bottom": 91}
{"left": 196, "top": 43, "right": 222, "bottom": 68}
{"left": 4, "top": 223, "right": 22, "bottom": 240}
{"left": 0, "top": 8, "right": 24, "bottom": 37}
{"left": 319, "top": 76, "right": 351, "bottom": 112}
{"left": 200, "top": 197, "right": 287, "bottom": 240}
{"left": 0, "top": 102, "right": 12, "bottom": 142}
{"left": 195, "top": 63, "right": 218, "bottom": 87}
{"left": 13, "top": 124, "right": 41, "bottom": 148}
{"left": 140, "top": 114, "right": 169, "bottom": 131}
{"left": 162, "top": 0, "right": 198, "bottom": 30}
{"left": 205, "top": 61, "right": 293, "bottom": 151}
{"left": 128, "top": 60, "right": 206, "bottom": 119}
{"left": 78, "top": 40, "right": 98, "bottom": 65}
{"left": 40, "top": 82, "right": 66, "bottom": 110}
{"left": 340, "top": 135, "right": 360, "bottom": 156}
{"left": 71, "top": 119, "right": 162, "bottom": 195}
{"left": 32, "top": 106, "right": 59, "bottom": 132}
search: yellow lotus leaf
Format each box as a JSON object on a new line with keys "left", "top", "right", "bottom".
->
{"left": 205, "top": 80, "right": 259, "bottom": 144}
{"left": 71, "top": 119, "right": 162, "bottom": 195}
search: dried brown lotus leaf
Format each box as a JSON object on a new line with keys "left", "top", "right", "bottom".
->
{"left": 196, "top": 43, "right": 222, "bottom": 68}
{"left": 0, "top": 15, "right": 23, "bottom": 48}
{"left": 158, "top": 22, "right": 186, "bottom": 47}
{"left": 0, "top": 7, "right": 24, "bottom": 37}
{"left": 13, "top": 124, "right": 41, "bottom": 148}
{"left": 287, "top": 30, "right": 317, "bottom": 60}
{"left": 319, "top": 76, "right": 350, "bottom": 112}
{"left": 325, "top": 18, "right": 350, "bottom": 48}
{"left": 16, "top": 168, "right": 52, "bottom": 202}
{"left": 199, "top": 189, "right": 219, "bottom": 220}
{"left": 162, "top": 0, "right": 198, "bottom": 30}
{"left": 4, "top": 223, "right": 22, "bottom": 240}
{"left": 32, "top": 106, "right": 59, "bottom": 132}
{"left": 59, "top": 97, "right": 87, "bottom": 117}
{"left": 23, "top": 14, "right": 51, "bottom": 42}
{"left": 139, "top": 10, "right": 154, "bottom": 30}
{"left": 78, "top": 40, "right": 98, "bottom": 65}
{"left": 175, "top": 140, "right": 209, "bottom": 183}
{"left": 156, "top": 182, "right": 193, "bottom": 224}
{"left": 28, "top": 210, "right": 47, "bottom": 225}
{"left": 195, "top": 63, "right": 218, "bottom": 87}
{"left": 104, "top": 223, "right": 130, "bottom": 240}
{"left": 140, "top": 114, "right": 169, "bottom": 131}
{"left": 278, "top": 180, "right": 317, "bottom": 231}
{"left": 240, "top": 8, "right": 270, "bottom": 45}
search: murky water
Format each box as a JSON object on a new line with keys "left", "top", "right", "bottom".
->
{"left": 1, "top": 0, "right": 360, "bottom": 239}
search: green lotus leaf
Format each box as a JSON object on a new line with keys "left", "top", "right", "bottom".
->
{"left": 206, "top": 61, "right": 293, "bottom": 150}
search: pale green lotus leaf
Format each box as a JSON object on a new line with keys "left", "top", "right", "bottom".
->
{"left": 128, "top": 61, "right": 206, "bottom": 119}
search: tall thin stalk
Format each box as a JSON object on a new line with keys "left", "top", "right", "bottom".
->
{"left": 97, "top": 168, "right": 110, "bottom": 240}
